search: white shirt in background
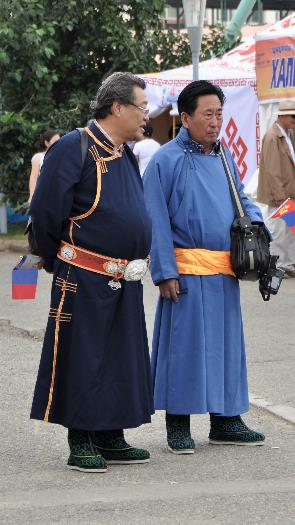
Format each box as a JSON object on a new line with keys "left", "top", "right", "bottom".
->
{"left": 133, "top": 138, "right": 161, "bottom": 176}
{"left": 31, "top": 151, "right": 46, "bottom": 172}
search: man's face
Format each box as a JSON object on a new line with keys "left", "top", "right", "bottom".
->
{"left": 181, "top": 94, "right": 223, "bottom": 147}
{"left": 118, "top": 86, "right": 149, "bottom": 142}
{"left": 279, "top": 114, "right": 295, "bottom": 132}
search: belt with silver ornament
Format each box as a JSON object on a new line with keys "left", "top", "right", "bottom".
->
{"left": 57, "top": 241, "right": 149, "bottom": 290}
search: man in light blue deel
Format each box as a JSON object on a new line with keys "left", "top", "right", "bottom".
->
{"left": 144, "top": 80, "right": 266, "bottom": 454}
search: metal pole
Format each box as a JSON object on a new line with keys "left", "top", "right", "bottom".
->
{"left": 221, "top": 0, "right": 227, "bottom": 22}
{"left": 192, "top": 52, "right": 199, "bottom": 81}
{"left": 257, "top": 0, "right": 263, "bottom": 24}
{"left": 188, "top": 26, "right": 203, "bottom": 82}
{"left": 176, "top": 6, "right": 180, "bottom": 33}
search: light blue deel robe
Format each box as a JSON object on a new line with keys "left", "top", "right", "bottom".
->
{"left": 143, "top": 126, "right": 263, "bottom": 416}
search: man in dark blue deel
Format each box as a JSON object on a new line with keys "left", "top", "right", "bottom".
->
{"left": 30, "top": 72, "right": 154, "bottom": 473}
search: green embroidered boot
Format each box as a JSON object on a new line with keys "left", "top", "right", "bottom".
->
{"left": 92, "top": 429, "right": 150, "bottom": 464}
{"left": 166, "top": 413, "right": 196, "bottom": 454}
{"left": 209, "top": 415, "right": 265, "bottom": 446}
{"left": 67, "top": 429, "right": 108, "bottom": 472}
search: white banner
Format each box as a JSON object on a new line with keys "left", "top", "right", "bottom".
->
{"left": 143, "top": 79, "right": 259, "bottom": 185}
{"left": 221, "top": 85, "right": 259, "bottom": 187}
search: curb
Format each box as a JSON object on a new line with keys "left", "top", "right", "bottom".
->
{"left": 250, "top": 393, "right": 295, "bottom": 426}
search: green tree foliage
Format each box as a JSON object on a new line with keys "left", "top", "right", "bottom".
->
{"left": 201, "top": 24, "right": 241, "bottom": 61}
{"left": 0, "top": 1, "right": 233, "bottom": 204}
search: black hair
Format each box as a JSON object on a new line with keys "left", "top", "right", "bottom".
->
{"left": 143, "top": 124, "right": 153, "bottom": 138}
{"left": 177, "top": 80, "right": 226, "bottom": 115}
{"left": 90, "top": 72, "right": 146, "bottom": 120}
{"left": 40, "top": 129, "right": 59, "bottom": 147}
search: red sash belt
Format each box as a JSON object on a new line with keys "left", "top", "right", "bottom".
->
{"left": 57, "top": 241, "right": 128, "bottom": 279}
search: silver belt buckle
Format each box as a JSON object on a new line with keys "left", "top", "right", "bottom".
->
{"left": 124, "top": 259, "right": 149, "bottom": 281}
{"left": 106, "top": 261, "right": 127, "bottom": 290}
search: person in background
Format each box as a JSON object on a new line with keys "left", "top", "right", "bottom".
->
{"left": 28, "top": 129, "right": 60, "bottom": 203}
{"left": 257, "top": 99, "right": 295, "bottom": 277}
{"left": 133, "top": 123, "right": 160, "bottom": 176}
{"left": 257, "top": 99, "right": 295, "bottom": 278}
{"left": 126, "top": 128, "right": 144, "bottom": 151}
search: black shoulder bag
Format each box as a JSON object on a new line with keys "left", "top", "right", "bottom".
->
{"left": 220, "top": 144, "right": 270, "bottom": 281}
{"left": 26, "top": 128, "right": 89, "bottom": 255}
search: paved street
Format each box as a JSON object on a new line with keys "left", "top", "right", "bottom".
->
{"left": 1, "top": 252, "right": 295, "bottom": 524}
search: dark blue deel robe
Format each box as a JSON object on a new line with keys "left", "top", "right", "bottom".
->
{"left": 30, "top": 122, "right": 154, "bottom": 430}
{"left": 143, "top": 126, "right": 263, "bottom": 417}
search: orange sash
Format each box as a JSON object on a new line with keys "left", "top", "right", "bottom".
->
{"left": 174, "top": 247, "right": 235, "bottom": 277}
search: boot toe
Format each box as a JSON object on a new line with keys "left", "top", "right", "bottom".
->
{"left": 209, "top": 415, "right": 265, "bottom": 446}
{"left": 97, "top": 446, "right": 150, "bottom": 464}
{"left": 92, "top": 430, "right": 150, "bottom": 464}
{"left": 167, "top": 436, "right": 196, "bottom": 454}
{"left": 67, "top": 453, "right": 108, "bottom": 472}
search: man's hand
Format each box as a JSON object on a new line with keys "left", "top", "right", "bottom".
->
{"left": 34, "top": 258, "right": 45, "bottom": 270}
{"left": 159, "top": 278, "right": 179, "bottom": 303}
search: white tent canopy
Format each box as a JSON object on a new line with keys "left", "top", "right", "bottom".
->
{"left": 142, "top": 12, "right": 294, "bottom": 122}
{"left": 140, "top": 13, "right": 295, "bottom": 189}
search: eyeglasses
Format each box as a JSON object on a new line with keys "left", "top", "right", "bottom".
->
{"left": 128, "top": 103, "right": 149, "bottom": 116}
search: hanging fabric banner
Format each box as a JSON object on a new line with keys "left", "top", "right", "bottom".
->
{"left": 221, "top": 85, "right": 258, "bottom": 187}
{"left": 142, "top": 78, "right": 259, "bottom": 185}
{"left": 256, "top": 33, "right": 295, "bottom": 102}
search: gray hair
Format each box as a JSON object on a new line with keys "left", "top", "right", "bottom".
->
{"left": 90, "top": 72, "right": 146, "bottom": 120}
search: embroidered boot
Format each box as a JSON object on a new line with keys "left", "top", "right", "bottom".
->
{"left": 92, "top": 429, "right": 150, "bottom": 464}
{"left": 67, "top": 429, "right": 108, "bottom": 472}
{"left": 209, "top": 415, "right": 265, "bottom": 446}
{"left": 166, "top": 413, "right": 196, "bottom": 454}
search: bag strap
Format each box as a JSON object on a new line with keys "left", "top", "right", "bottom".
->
{"left": 26, "top": 129, "right": 89, "bottom": 247}
{"left": 220, "top": 144, "right": 247, "bottom": 220}
{"left": 77, "top": 127, "right": 89, "bottom": 170}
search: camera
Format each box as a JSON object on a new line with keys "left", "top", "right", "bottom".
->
{"left": 259, "top": 255, "right": 284, "bottom": 301}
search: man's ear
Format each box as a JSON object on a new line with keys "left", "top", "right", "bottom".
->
{"left": 112, "top": 101, "right": 121, "bottom": 117}
{"left": 181, "top": 112, "right": 190, "bottom": 129}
